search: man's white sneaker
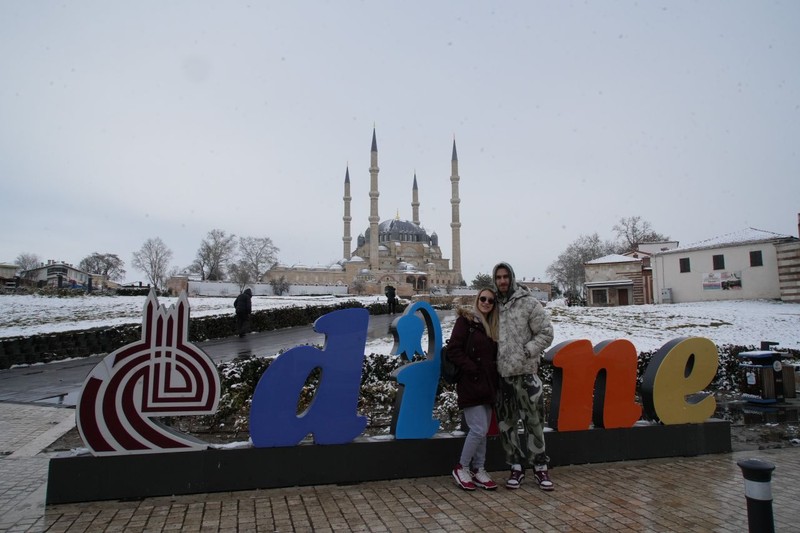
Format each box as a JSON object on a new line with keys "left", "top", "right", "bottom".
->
{"left": 506, "top": 467, "right": 524, "bottom": 489}
{"left": 534, "top": 464, "right": 554, "bottom": 491}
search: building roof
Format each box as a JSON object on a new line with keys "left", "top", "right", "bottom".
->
{"left": 585, "top": 279, "right": 634, "bottom": 288}
{"left": 586, "top": 254, "right": 641, "bottom": 265}
{"left": 655, "top": 228, "right": 797, "bottom": 255}
{"left": 22, "top": 261, "right": 89, "bottom": 275}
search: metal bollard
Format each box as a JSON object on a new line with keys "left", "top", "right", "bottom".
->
{"left": 737, "top": 458, "right": 776, "bottom": 533}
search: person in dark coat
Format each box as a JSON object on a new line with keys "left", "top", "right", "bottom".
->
{"left": 384, "top": 285, "right": 397, "bottom": 314}
{"left": 234, "top": 288, "right": 253, "bottom": 337}
{"left": 446, "top": 288, "right": 500, "bottom": 491}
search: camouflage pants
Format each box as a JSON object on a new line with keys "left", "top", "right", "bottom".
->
{"left": 497, "top": 374, "right": 549, "bottom": 467}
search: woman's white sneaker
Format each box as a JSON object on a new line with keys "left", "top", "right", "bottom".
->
{"left": 470, "top": 468, "right": 497, "bottom": 490}
{"left": 452, "top": 464, "right": 476, "bottom": 491}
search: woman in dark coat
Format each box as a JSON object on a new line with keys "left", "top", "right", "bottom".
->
{"left": 447, "top": 288, "right": 500, "bottom": 491}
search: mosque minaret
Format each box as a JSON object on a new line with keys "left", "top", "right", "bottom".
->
{"left": 368, "top": 129, "right": 380, "bottom": 271}
{"left": 412, "top": 173, "right": 420, "bottom": 226}
{"left": 450, "top": 140, "right": 462, "bottom": 279}
{"left": 342, "top": 166, "right": 352, "bottom": 260}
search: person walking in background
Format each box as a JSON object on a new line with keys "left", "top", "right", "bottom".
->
{"left": 493, "top": 262, "right": 555, "bottom": 490}
{"left": 448, "top": 288, "right": 500, "bottom": 491}
{"left": 234, "top": 287, "right": 253, "bottom": 337}
{"left": 384, "top": 284, "right": 397, "bottom": 314}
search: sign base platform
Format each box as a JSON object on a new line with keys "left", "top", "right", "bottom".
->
{"left": 46, "top": 420, "right": 731, "bottom": 504}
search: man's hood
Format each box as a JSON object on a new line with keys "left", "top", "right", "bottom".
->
{"left": 492, "top": 261, "right": 517, "bottom": 298}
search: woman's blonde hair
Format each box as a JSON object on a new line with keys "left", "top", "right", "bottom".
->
{"left": 474, "top": 288, "right": 499, "bottom": 342}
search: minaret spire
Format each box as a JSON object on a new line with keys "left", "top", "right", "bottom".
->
{"left": 368, "top": 128, "right": 380, "bottom": 270}
{"left": 342, "top": 166, "right": 352, "bottom": 259}
{"left": 450, "top": 138, "right": 462, "bottom": 282}
{"left": 412, "top": 172, "right": 420, "bottom": 226}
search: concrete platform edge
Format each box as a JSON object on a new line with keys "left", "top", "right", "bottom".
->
{"left": 46, "top": 420, "right": 731, "bottom": 504}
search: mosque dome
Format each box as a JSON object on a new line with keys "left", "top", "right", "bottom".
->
{"left": 365, "top": 219, "right": 431, "bottom": 244}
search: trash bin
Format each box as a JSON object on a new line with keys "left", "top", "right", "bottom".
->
{"left": 660, "top": 288, "right": 672, "bottom": 304}
{"left": 737, "top": 348, "right": 796, "bottom": 404}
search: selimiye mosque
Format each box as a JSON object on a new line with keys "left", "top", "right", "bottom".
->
{"left": 263, "top": 129, "right": 463, "bottom": 297}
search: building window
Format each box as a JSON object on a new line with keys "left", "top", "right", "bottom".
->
{"left": 750, "top": 250, "right": 763, "bottom": 267}
{"left": 679, "top": 258, "right": 690, "bottom": 273}
{"left": 591, "top": 289, "right": 608, "bottom": 305}
{"left": 713, "top": 254, "right": 725, "bottom": 270}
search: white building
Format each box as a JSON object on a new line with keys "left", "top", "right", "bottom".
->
{"left": 20, "top": 260, "right": 91, "bottom": 289}
{"left": 0, "top": 262, "right": 17, "bottom": 279}
{"left": 652, "top": 227, "right": 799, "bottom": 304}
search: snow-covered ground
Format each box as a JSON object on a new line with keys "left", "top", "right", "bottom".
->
{"left": 0, "top": 294, "right": 383, "bottom": 338}
{"left": 2, "top": 294, "right": 798, "bottom": 354}
{"left": 547, "top": 298, "right": 800, "bottom": 353}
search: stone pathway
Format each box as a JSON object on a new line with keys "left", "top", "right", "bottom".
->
{"left": 2, "top": 403, "right": 800, "bottom": 532}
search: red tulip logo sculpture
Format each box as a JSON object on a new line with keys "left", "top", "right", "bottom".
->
{"left": 77, "top": 290, "right": 220, "bottom": 455}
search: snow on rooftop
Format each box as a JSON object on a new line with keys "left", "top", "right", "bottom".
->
{"left": 660, "top": 228, "right": 796, "bottom": 254}
{"left": 586, "top": 254, "right": 640, "bottom": 265}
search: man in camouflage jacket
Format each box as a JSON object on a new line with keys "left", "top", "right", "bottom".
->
{"left": 493, "top": 262, "right": 555, "bottom": 491}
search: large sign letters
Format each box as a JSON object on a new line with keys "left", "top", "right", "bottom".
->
{"left": 76, "top": 293, "right": 721, "bottom": 455}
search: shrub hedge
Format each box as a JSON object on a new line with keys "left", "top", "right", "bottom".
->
{"left": 176, "top": 343, "right": 799, "bottom": 440}
{"left": 0, "top": 300, "right": 405, "bottom": 369}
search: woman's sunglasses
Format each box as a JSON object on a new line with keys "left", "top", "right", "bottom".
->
{"left": 479, "top": 296, "right": 495, "bottom": 304}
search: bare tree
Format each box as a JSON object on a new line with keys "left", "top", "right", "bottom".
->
{"left": 15, "top": 252, "right": 41, "bottom": 279}
{"left": 238, "top": 236, "right": 279, "bottom": 282}
{"left": 79, "top": 252, "right": 126, "bottom": 281}
{"left": 351, "top": 279, "right": 366, "bottom": 295}
{"left": 228, "top": 261, "right": 252, "bottom": 292}
{"left": 168, "top": 266, "right": 189, "bottom": 278}
{"left": 192, "top": 229, "right": 237, "bottom": 281}
{"left": 269, "top": 275, "right": 290, "bottom": 296}
{"left": 613, "top": 216, "right": 670, "bottom": 252}
{"left": 546, "top": 233, "right": 617, "bottom": 299}
{"left": 131, "top": 238, "right": 173, "bottom": 290}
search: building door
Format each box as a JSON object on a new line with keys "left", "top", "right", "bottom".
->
{"left": 618, "top": 289, "right": 629, "bottom": 305}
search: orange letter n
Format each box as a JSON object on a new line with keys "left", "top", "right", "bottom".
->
{"left": 545, "top": 339, "right": 642, "bottom": 431}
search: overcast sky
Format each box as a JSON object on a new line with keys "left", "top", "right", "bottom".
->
{"left": 2, "top": 1, "right": 798, "bottom": 284}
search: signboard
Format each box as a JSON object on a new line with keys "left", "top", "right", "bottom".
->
{"left": 76, "top": 291, "right": 720, "bottom": 456}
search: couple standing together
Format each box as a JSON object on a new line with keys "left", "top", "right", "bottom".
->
{"left": 447, "top": 262, "right": 555, "bottom": 492}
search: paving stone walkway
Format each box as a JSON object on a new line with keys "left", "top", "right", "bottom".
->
{"left": 1, "top": 403, "right": 799, "bottom": 532}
